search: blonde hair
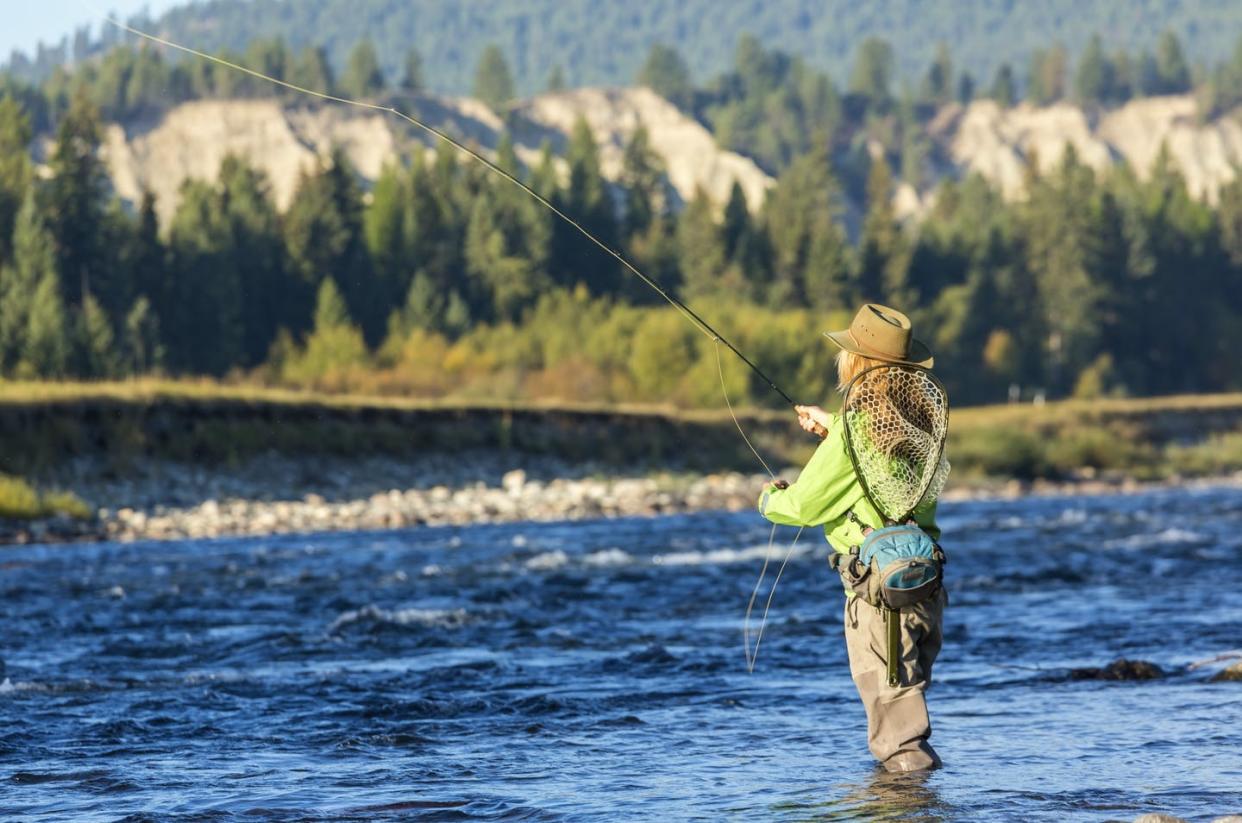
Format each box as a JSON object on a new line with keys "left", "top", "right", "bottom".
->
{"left": 836, "top": 350, "right": 884, "bottom": 392}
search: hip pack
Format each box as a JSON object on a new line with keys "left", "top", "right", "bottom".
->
{"left": 829, "top": 516, "right": 947, "bottom": 687}
{"left": 830, "top": 522, "right": 945, "bottom": 610}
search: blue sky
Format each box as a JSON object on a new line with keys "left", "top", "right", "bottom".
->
{"left": 4, "top": 0, "right": 187, "bottom": 58}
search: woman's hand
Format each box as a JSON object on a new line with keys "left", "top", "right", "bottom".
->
{"left": 794, "top": 404, "right": 831, "bottom": 438}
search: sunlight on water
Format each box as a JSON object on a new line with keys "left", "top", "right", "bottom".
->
{"left": 2, "top": 490, "right": 1241, "bottom": 820}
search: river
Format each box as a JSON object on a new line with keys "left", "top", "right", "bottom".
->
{"left": 3, "top": 486, "right": 1241, "bottom": 821}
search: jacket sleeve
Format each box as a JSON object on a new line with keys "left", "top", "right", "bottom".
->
{"left": 757, "top": 416, "right": 864, "bottom": 528}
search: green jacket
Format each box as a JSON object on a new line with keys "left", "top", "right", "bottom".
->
{"left": 757, "top": 412, "right": 940, "bottom": 568}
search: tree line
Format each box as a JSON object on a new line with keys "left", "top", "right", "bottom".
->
{"left": 9, "top": 0, "right": 1242, "bottom": 103}
{"left": 2, "top": 86, "right": 1242, "bottom": 407}
{"left": 8, "top": 27, "right": 1242, "bottom": 183}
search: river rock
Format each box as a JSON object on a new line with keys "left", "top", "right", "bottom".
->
{"left": 1070, "top": 659, "right": 1164, "bottom": 681}
{"left": 1134, "top": 816, "right": 1187, "bottom": 823}
{"left": 502, "top": 469, "right": 526, "bottom": 493}
{"left": 1209, "top": 661, "right": 1242, "bottom": 682}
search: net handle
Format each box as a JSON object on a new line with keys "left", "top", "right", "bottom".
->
{"left": 840, "top": 364, "right": 950, "bottom": 523}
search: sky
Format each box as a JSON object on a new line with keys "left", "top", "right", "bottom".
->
{"left": 4, "top": 0, "right": 187, "bottom": 58}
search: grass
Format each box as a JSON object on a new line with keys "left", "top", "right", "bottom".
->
{"left": 4, "top": 379, "right": 1242, "bottom": 483}
{"left": 0, "top": 475, "right": 92, "bottom": 521}
{"left": 4, "top": 377, "right": 1242, "bottom": 421}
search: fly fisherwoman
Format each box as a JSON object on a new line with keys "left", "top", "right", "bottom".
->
{"left": 759, "top": 304, "right": 951, "bottom": 773}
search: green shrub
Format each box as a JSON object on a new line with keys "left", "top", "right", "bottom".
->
{"left": 949, "top": 425, "right": 1049, "bottom": 479}
{"left": 0, "top": 474, "right": 91, "bottom": 520}
{"left": 1165, "top": 430, "right": 1242, "bottom": 476}
{"left": 1045, "top": 425, "right": 1154, "bottom": 474}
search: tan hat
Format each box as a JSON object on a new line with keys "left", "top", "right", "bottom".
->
{"left": 824, "top": 304, "right": 934, "bottom": 368}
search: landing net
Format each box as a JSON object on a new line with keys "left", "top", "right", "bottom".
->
{"left": 841, "top": 365, "right": 950, "bottom": 523}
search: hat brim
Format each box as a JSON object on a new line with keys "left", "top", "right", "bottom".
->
{"left": 823, "top": 329, "right": 935, "bottom": 369}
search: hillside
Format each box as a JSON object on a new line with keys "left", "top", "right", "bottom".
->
{"left": 50, "top": 87, "right": 1242, "bottom": 225}
{"left": 41, "top": 88, "right": 771, "bottom": 225}
{"left": 12, "top": 0, "right": 1242, "bottom": 98}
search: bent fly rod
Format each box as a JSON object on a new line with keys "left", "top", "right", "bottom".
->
{"left": 102, "top": 17, "right": 803, "bottom": 412}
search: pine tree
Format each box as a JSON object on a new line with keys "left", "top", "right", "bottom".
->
{"left": 1075, "top": 34, "right": 1111, "bottom": 104}
{"left": 1155, "top": 29, "right": 1191, "bottom": 94}
{"left": 857, "top": 154, "right": 907, "bottom": 305}
{"left": 676, "top": 187, "right": 727, "bottom": 300}
{"left": 1, "top": 192, "right": 54, "bottom": 372}
{"left": 389, "top": 271, "right": 445, "bottom": 337}
{"left": 990, "top": 64, "right": 1016, "bottom": 106}
{"left": 849, "top": 37, "right": 894, "bottom": 105}
{"left": 620, "top": 124, "right": 666, "bottom": 239}
{"left": 283, "top": 148, "right": 377, "bottom": 342}
{"left": 166, "top": 179, "right": 243, "bottom": 374}
{"left": 473, "top": 45, "right": 515, "bottom": 111}
{"left": 1029, "top": 45, "right": 1068, "bottom": 105}
{"left": 288, "top": 46, "right": 335, "bottom": 93}
{"left": 546, "top": 65, "right": 566, "bottom": 93}
{"left": 283, "top": 277, "right": 369, "bottom": 386}
{"left": 400, "top": 48, "right": 424, "bottom": 92}
{"left": 244, "top": 38, "right": 289, "bottom": 89}
{"left": 118, "top": 191, "right": 166, "bottom": 344}
{"left": 463, "top": 133, "right": 552, "bottom": 320}
{"left": 721, "top": 182, "right": 751, "bottom": 262}
{"left": 23, "top": 258, "right": 68, "bottom": 378}
{"left": 637, "top": 44, "right": 692, "bottom": 106}
{"left": 364, "top": 161, "right": 411, "bottom": 319}
{"left": 218, "top": 155, "right": 291, "bottom": 366}
{"left": 1218, "top": 175, "right": 1242, "bottom": 268}
{"left": 556, "top": 117, "right": 619, "bottom": 294}
{"left": 342, "top": 39, "right": 385, "bottom": 99}
{"left": 122, "top": 295, "right": 162, "bottom": 374}
{"left": 957, "top": 72, "right": 976, "bottom": 104}
{"left": 1020, "top": 145, "right": 1108, "bottom": 394}
{"left": 763, "top": 149, "right": 850, "bottom": 309}
{"left": 0, "top": 96, "right": 33, "bottom": 264}
{"left": 76, "top": 292, "right": 119, "bottom": 378}
{"left": 406, "top": 143, "right": 470, "bottom": 306}
{"left": 46, "top": 90, "right": 110, "bottom": 308}
{"left": 920, "top": 43, "right": 953, "bottom": 106}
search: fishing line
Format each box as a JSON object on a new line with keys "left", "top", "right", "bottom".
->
{"left": 101, "top": 16, "right": 799, "bottom": 409}
{"left": 743, "top": 526, "right": 803, "bottom": 673}
{"left": 714, "top": 338, "right": 775, "bottom": 481}
{"left": 715, "top": 336, "right": 792, "bottom": 672}
{"left": 100, "top": 15, "right": 799, "bottom": 671}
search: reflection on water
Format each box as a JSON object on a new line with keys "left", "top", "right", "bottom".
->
{"left": 785, "top": 768, "right": 949, "bottom": 822}
{"left": 2, "top": 487, "right": 1242, "bottom": 820}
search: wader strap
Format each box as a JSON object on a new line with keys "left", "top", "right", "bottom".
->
{"left": 885, "top": 607, "right": 901, "bottom": 687}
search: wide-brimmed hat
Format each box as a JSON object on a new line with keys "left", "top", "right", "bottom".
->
{"left": 824, "top": 304, "right": 934, "bottom": 368}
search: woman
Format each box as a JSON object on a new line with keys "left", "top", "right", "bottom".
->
{"left": 758, "top": 304, "right": 946, "bottom": 773}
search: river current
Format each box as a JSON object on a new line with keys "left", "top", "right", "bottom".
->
{"left": 3, "top": 485, "right": 1241, "bottom": 821}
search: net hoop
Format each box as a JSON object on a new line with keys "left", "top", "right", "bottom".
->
{"left": 840, "top": 364, "right": 950, "bottom": 523}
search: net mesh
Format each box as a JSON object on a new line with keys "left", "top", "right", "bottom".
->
{"left": 842, "top": 366, "right": 950, "bottom": 523}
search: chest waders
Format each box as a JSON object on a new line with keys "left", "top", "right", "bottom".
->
{"left": 832, "top": 365, "right": 950, "bottom": 688}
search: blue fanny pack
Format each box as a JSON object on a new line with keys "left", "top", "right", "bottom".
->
{"left": 830, "top": 520, "right": 945, "bottom": 610}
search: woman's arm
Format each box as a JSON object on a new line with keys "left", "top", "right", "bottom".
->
{"left": 758, "top": 412, "right": 864, "bottom": 527}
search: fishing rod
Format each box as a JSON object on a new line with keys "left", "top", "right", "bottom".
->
{"left": 102, "top": 18, "right": 801, "bottom": 409}
{"left": 99, "top": 16, "right": 821, "bottom": 674}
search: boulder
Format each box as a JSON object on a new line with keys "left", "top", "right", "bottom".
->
{"left": 1070, "top": 659, "right": 1164, "bottom": 681}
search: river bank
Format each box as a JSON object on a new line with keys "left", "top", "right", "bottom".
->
{"left": 6, "top": 450, "right": 1240, "bottom": 545}
{"left": 5, "top": 383, "right": 1242, "bottom": 544}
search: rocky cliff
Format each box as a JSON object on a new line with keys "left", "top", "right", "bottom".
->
{"left": 38, "top": 89, "right": 1242, "bottom": 225}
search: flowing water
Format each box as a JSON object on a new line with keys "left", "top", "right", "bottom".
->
{"left": 3, "top": 485, "right": 1241, "bottom": 821}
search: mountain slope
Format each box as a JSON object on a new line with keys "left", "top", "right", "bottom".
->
{"left": 62, "top": 88, "right": 774, "bottom": 225}
{"left": 52, "top": 84, "right": 1242, "bottom": 231}
{"left": 88, "top": 0, "right": 1242, "bottom": 96}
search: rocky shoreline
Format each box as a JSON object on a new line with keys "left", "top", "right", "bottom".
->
{"left": 4, "top": 453, "right": 1241, "bottom": 545}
